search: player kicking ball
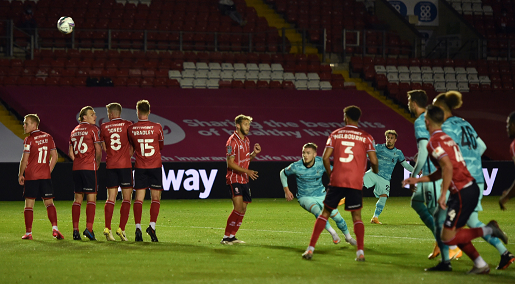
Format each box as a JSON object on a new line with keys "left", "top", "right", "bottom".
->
{"left": 280, "top": 143, "right": 356, "bottom": 246}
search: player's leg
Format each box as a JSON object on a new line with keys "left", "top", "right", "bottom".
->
{"left": 299, "top": 197, "right": 340, "bottom": 244}
{"left": 344, "top": 188, "right": 365, "bottom": 261}
{"left": 103, "top": 183, "right": 118, "bottom": 241}
{"left": 22, "top": 198, "right": 35, "bottom": 239}
{"left": 425, "top": 206, "right": 451, "bottom": 271}
{"left": 227, "top": 184, "right": 251, "bottom": 243}
{"left": 133, "top": 189, "right": 145, "bottom": 241}
{"left": 222, "top": 194, "right": 244, "bottom": 244}
{"left": 43, "top": 197, "right": 63, "bottom": 239}
{"left": 146, "top": 189, "right": 162, "bottom": 242}
{"left": 83, "top": 192, "right": 97, "bottom": 240}
{"left": 371, "top": 176, "right": 390, "bottom": 224}
{"left": 329, "top": 209, "right": 356, "bottom": 246}
{"left": 72, "top": 192, "right": 83, "bottom": 240}
{"left": 411, "top": 182, "right": 435, "bottom": 233}
{"left": 117, "top": 187, "right": 132, "bottom": 241}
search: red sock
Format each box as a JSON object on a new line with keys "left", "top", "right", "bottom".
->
{"left": 309, "top": 215, "right": 328, "bottom": 248}
{"left": 444, "top": 228, "right": 483, "bottom": 246}
{"left": 86, "top": 202, "right": 96, "bottom": 231}
{"left": 46, "top": 203, "right": 57, "bottom": 226}
{"left": 230, "top": 211, "right": 245, "bottom": 236}
{"left": 133, "top": 200, "right": 143, "bottom": 225}
{"left": 119, "top": 200, "right": 131, "bottom": 231}
{"left": 104, "top": 200, "right": 115, "bottom": 230}
{"left": 150, "top": 200, "right": 160, "bottom": 223}
{"left": 224, "top": 210, "right": 239, "bottom": 236}
{"left": 24, "top": 207, "right": 33, "bottom": 233}
{"left": 354, "top": 221, "right": 365, "bottom": 251}
{"left": 458, "top": 242, "right": 480, "bottom": 261}
{"left": 72, "top": 202, "right": 81, "bottom": 231}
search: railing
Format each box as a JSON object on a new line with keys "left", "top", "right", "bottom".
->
{"left": 1, "top": 20, "right": 35, "bottom": 59}
{"left": 342, "top": 29, "right": 419, "bottom": 59}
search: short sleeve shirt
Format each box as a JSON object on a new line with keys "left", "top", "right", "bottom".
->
{"left": 427, "top": 130, "right": 474, "bottom": 194}
{"left": 225, "top": 132, "right": 251, "bottom": 185}
{"left": 325, "top": 125, "right": 376, "bottom": 189}
{"left": 128, "top": 120, "right": 164, "bottom": 169}
{"left": 100, "top": 118, "right": 133, "bottom": 169}
{"left": 283, "top": 156, "right": 327, "bottom": 198}
{"left": 442, "top": 116, "right": 484, "bottom": 183}
{"left": 375, "top": 143, "right": 406, "bottom": 181}
{"left": 415, "top": 113, "right": 437, "bottom": 175}
{"left": 69, "top": 122, "right": 102, "bottom": 171}
{"left": 23, "top": 130, "right": 56, "bottom": 180}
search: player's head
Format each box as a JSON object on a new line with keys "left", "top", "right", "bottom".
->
{"left": 106, "top": 102, "right": 122, "bottom": 120}
{"left": 507, "top": 111, "right": 515, "bottom": 139}
{"left": 407, "top": 90, "right": 427, "bottom": 115}
{"left": 23, "top": 114, "right": 39, "bottom": 134}
{"left": 343, "top": 105, "right": 361, "bottom": 125}
{"left": 235, "top": 114, "right": 253, "bottom": 136}
{"left": 384, "top": 130, "right": 398, "bottom": 149}
{"left": 432, "top": 91, "right": 463, "bottom": 113}
{"left": 136, "top": 100, "right": 150, "bottom": 117}
{"left": 78, "top": 106, "right": 96, "bottom": 124}
{"left": 302, "top": 143, "right": 317, "bottom": 165}
{"left": 424, "top": 105, "right": 444, "bottom": 131}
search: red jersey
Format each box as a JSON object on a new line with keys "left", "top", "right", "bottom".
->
{"left": 69, "top": 122, "right": 102, "bottom": 171}
{"left": 100, "top": 118, "right": 133, "bottom": 169}
{"left": 510, "top": 139, "right": 515, "bottom": 159}
{"left": 128, "top": 120, "right": 164, "bottom": 169}
{"left": 428, "top": 130, "right": 474, "bottom": 194}
{"left": 325, "top": 125, "right": 376, "bottom": 189}
{"left": 23, "top": 130, "right": 56, "bottom": 180}
{"left": 225, "top": 131, "right": 251, "bottom": 185}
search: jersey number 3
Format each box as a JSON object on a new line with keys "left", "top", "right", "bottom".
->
{"left": 339, "top": 141, "right": 355, "bottom": 163}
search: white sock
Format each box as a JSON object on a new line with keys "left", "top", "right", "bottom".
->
{"left": 26, "top": 232, "right": 32, "bottom": 235}
{"left": 52, "top": 226, "right": 58, "bottom": 231}
{"left": 473, "top": 256, "right": 487, "bottom": 268}
{"left": 356, "top": 249, "right": 364, "bottom": 257}
{"left": 344, "top": 233, "right": 352, "bottom": 239}
{"left": 449, "top": 245, "right": 458, "bottom": 250}
{"left": 482, "top": 226, "right": 493, "bottom": 236}
{"left": 307, "top": 246, "right": 315, "bottom": 252}
{"left": 229, "top": 234, "right": 235, "bottom": 238}
{"left": 326, "top": 227, "right": 337, "bottom": 235}
{"left": 135, "top": 224, "right": 141, "bottom": 230}
{"left": 149, "top": 222, "right": 156, "bottom": 230}
{"left": 223, "top": 235, "right": 230, "bottom": 239}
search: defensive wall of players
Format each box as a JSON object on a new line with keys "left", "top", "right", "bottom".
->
{"left": 1, "top": 160, "right": 512, "bottom": 201}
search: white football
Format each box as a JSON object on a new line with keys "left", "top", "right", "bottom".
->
{"left": 57, "top": 17, "right": 75, "bottom": 34}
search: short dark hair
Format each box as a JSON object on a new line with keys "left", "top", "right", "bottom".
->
{"left": 508, "top": 111, "right": 515, "bottom": 122}
{"left": 303, "top": 143, "right": 317, "bottom": 151}
{"left": 407, "top": 90, "right": 428, "bottom": 108}
{"left": 425, "top": 105, "right": 444, "bottom": 125}
{"left": 24, "top": 114, "right": 40, "bottom": 127}
{"left": 344, "top": 105, "right": 361, "bottom": 122}
{"left": 106, "top": 102, "right": 122, "bottom": 113}
{"left": 136, "top": 100, "right": 150, "bottom": 115}
{"left": 78, "top": 106, "right": 94, "bottom": 122}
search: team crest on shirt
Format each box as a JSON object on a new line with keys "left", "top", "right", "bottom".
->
{"left": 239, "top": 145, "right": 243, "bottom": 149}
{"left": 227, "top": 145, "right": 232, "bottom": 154}
{"left": 234, "top": 187, "right": 239, "bottom": 194}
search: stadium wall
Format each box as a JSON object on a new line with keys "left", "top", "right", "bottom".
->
{"left": 1, "top": 161, "right": 512, "bottom": 201}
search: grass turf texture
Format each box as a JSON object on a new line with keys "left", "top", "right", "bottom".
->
{"left": 0, "top": 197, "right": 514, "bottom": 283}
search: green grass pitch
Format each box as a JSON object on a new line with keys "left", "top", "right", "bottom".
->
{"left": 0, "top": 197, "right": 514, "bottom": 283}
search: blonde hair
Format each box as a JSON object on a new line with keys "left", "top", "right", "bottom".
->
{"left": 106, "top": 102, "right": 122, "bottom": 113}
{"left": 235, "top": 114, "right": 253, "bottom": 125}
{"left": 433, "top": 91, "right": 463, "bottom": 110}
{"left": 78, "top": 106, "right": 94, "bottom": 122}
{"left": 303, "top": 142, "right": 318, "bottom": 151}
{"left": 136, "top": 100, "right": 150, "bottom": 115}
{"left": 24, "top": 114, "right": 40, "bottom": 127}
{"left": 384, "top": 130, "right": 398, "bottom": 138}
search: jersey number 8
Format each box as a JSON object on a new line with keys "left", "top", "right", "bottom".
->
{"left": 110, "top": 133, "right": 121, "bottom": 151}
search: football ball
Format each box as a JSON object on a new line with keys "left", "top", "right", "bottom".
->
{"left": 57, "top": 17, "right": 75, "bottom": 34}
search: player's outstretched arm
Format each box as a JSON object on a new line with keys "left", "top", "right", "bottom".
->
{"left": 322, "top": 147, "right": 333, "bottom": 178}
{"left": 18, "top": 152, "right": 29, "bottom": 185}
{"left": 476, "top": 137, "right": 487, "bottom": 156}
{"left": 49, "top": 149, "right": 58, "bottom": 173}
{"left": 279, "top": 169, "right": 294, "bottom": 201}
{"left": 368, "top": 151, "right": 379, "bottom": 174}
{"left": 401, "top": 160, "right": 414, "bottom": 172}
{"left": 227, "top": 156, "right": 258, "bottom": 180}
{"left": 412, "top": 139, "right": 428, "bottom": 178}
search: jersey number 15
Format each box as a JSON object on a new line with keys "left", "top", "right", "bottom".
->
{"left": 138, "top": 139, "right": 155, "bottom": 157}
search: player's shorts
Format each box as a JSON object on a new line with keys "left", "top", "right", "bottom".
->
{"left": 324, "top": 186, "right": 362, "bottom": 211}
{"left": 73, "top": 170, "right": 98, "bottom": 194}
{"left": 363, "top": 170, "right": 391, "bottom": 198}
{"left": 298, "top": 195, "right": 339, "bottom": 216}
{"left": 134, "top": 168, "right": 163, "bottom": 190}
{"left": 444, "top": 180, "right": 480, "bottom": 229}
{"left": 228, "top": 183, "right": 251, "bottom": 203}
{"left": 474, "top": 182, "right": 484, "bottom": 212}
{"left": 106, "top": 168, "right": 133, "bottom": 189}
{"left": 24, "top": 179, "right": 54, "bottom": 199}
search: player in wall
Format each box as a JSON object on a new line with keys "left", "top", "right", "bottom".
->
{"left": 434, "top": 91, "right": 514, "bottom": 270}
{"left": 280, "top": 142, "right": 357, "bottom": 246}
